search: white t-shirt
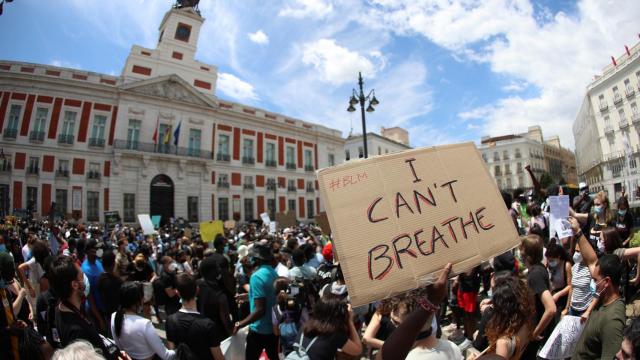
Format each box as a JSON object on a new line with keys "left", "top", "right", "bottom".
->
{"left": 405, "top": 339, "right": 463, "bottom": 360}
{"left": 25, "top": 257, "right": 44, "bottom": 283}
{"left": 110, "top": 313, "right": 175, "bottom": 360}
{"left": 276, "top": 262, "right": 289, "bottom": 278}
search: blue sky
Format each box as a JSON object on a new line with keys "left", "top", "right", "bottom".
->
{"left": 1, "top": 0, "right": 639, "bottom": 149}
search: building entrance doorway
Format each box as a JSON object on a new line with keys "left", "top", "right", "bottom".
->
{"left": 150, "top": 174, "right": 174, "bottom": 226}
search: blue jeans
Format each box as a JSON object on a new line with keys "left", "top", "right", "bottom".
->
{"left": 568, "top": 307, "right": 585, "bottom": 317}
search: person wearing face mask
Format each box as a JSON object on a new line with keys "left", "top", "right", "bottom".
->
{"left": 615, "top": 196, "right": 634, "bottom": 246}
{"left": 17, "top": 240, "right": 49, "bottom": 314}
{"left": 545, "top": 242, "right": 572, "bottom": 322}
{"left": 561, "top": 243, "right": 598, "bottom": 322}
{"left": 0, "top": 252, "right": 30, "bottom": 360}
{"left": 197, "top": 256, "right": 233, "bottom": 344}
{"left": 571, "top": 191, "right": 613, "bottom": 256}
{"left": 569, "top": 217, "right": 626, "bottom": 360}
{"left": 114, "top": 238, "right": 130, "bottom": 281}
{"left": 81, "top": 239, "right": 106, "bottom": 335}
{"left": 159, "top": 255, "right": 181, "bottom": 316}
{"left": 49, "top": 255, "right": 117, "bottom": 359}
{"left": 111, "top": 281, "right": 175, "bottom": 360}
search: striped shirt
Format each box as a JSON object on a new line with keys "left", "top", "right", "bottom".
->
{"left": 570, "top": 262, "right": 594, "bottom": 311}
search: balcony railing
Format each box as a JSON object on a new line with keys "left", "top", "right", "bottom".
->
{"left": 113, "top": 140, "right": 214, "bottom": 160}
{"left": 0, "top": 162, "right": 11, "bottom": 172}
{"left": 242, "top": 157, "right": 255, "bottom": 165}
{"left": 58, "top": 134, "right": 74, "bottom": 145}
{"left": 493, "top": 157, "right": 500, "bottom": 162}
{"left": 517, "top": 168, "right": 523, "bottom": 174}
{"left": 88, "top": 138, "right": 105, "bottom": 148}
{"left": 286, "top": 163, "right": 296, "bottom": 170}
{"left": 287, "top": 186, "right": 297, "bottom": 192}
{"left": 620, "top": 119, "right": 630, "bottom": 129}
{"left": 26, "top": 166, "right": 39, "bottom": 175}
{"left": 626, "top": 87, "right": 636, "bottom": 98}
{"left": 3, "top": 128, "right": 17, "bottom": 139}
{"left": 56, "top": 169, "right": 69, "bottom": 177}
{"left": 266, "top": 184, "right": 276, "bottom": 191}
{"left": 265, "top": 159, "right": 277, "bottom": 167}
{"left": 599, "top": 102, "right": 608, "bottom": 112}
{"left": 515, "top": 153, "right": 521, "bottom": 159}
{"left": 306, "top": 186, "right": 314, "bottom": 193}
{"left": 633, "top": 113, "right": 640, "bottom": 124}
{"left": 217, "top": 182, "right": 230, "bottom": 189}
{"left": 604, "top": 125, "right": 614, "bottom": 134}
{"left": 87, "top": 171, "right": 101, "bottom": 180}
{"left": 29, "top": 131, "right": 45, "bottom": 142}
{"left": 614, "top": 94, "right": 623, "bottom": 105}
{"left": 304, "top": 165, "right": 315, "bottom": 172}
{"left": 216, "top": 153, "right": 230, "bottom": 162}
{"left": 243, "top": 184, "right": 255, "bottom": 190}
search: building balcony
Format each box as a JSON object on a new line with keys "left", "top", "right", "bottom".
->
{"left": 286, "top": 163, "right": 296, "bottom": 170}
{"left": 494, "top": 172, "right": 502, "bottom": 176}
{"left": 58, "top": 134, "right": 75, "bottom": 145}
{"left": 3, "top": 128, "right": 17, "bottom": 139}
{"left": 0, "top": 162, "right": 11, "bottom": 172}
{"left": 517, "top": 168, "right": 523, "bottom": 174}
{"left": 55, "top": 169, "right": 69, "bottom": 178}
{"left": 29, "top": 131, "right": 45, "bottom": 142}
{"left": 505, "top": 170, "right": 512, "bottom": 175}
{"left": 243, "top": 183, "right": 255, "bottom": 190}
{"left": 216, "top": 153, "right": 230, "bottom": 162}
{"left": 217, "top": 182, "right": 230, "bottom": 189}
{"left": 493, "top": 157, "right": 500, "bottom": 162}
{"left": 620, "top": 119, "right": 630, "bottom": 130}
{"left": 515, "top": 153, "right": 522, "bottom": 159}
{"left": 306, "top": 186, "right": 314, "bottom": 193}
{"left": 287, "top": 186, "right": 297, "bottom": 192}
{"left": 266, "top": 184, "right": 276, "bottom": 191}
{"left": 604, "top": 125, "right": 614, "bottom": 135}
{"left": 305, "top": 165, "right": 315, "bottom": 172}
{"left": 87, "top": 171, "right": 101, "bottom": 180}
{"left": 26, "top": 166, "right": 39, "bottom": 175}
{"left": 242, "top": 157, "right": 255, "bottom": 165}
{"left": 599, "top": 102, "right": 608, "bottom": 112}
{"left": 626, "top": 88, "right": 636, "bottom": 98}
{"left": 88, "top": 137, "right": 105, "bottom": 148}
{"left": 265, "top": 159, "right": 277, "bottom": 167}
{"left": 112, "top": 140, "right": 213, "bottom": 159}
{"left": 633, "top": 113, "right": 640, "bottom": 125}
{"left": 614, "top": 95, "right": 623, "bottom": 105}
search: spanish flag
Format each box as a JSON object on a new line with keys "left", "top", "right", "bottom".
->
{"left": 163, "top": 125, "right": 172, "bottom": 144}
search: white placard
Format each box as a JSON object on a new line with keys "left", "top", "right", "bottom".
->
{"left": 138, "top": 214, "right": 156, "bottom": 235}
{"left": 260, "top": 212, "right": 271, "bottom": 225}
{"left": 539, "top": 315, "right": 585, "bottom": 359}
{"left": 549, "top": 195, "right": 570, "bottom": 239}
{"left": 269, "top": 221, "right": 277, "bottom": 234}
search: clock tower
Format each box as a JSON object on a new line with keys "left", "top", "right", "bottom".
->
{"left": 121, "top": 2, "right": 218, "bottom": 96}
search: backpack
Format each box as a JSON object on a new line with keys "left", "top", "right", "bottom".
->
{"left": 285, "top": 333, "right": 318, "bottom": 360}
{"left": 275, "top": 304, "right": 301, "bottom": 354}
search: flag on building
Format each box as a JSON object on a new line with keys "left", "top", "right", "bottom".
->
{"left": 611, "top": 56, "right": 617, "bottom": 66}
{"left": 163, "top": 125, "right": 172, "bottom": 144}
{"left": 152, "top": 117, "right": 159, "bottom": 144}
{"left": 626, "top": 45, "right": 631, "bottom": 56}
{"left": 173, "top": 120, "right": 182, "bottom": 146}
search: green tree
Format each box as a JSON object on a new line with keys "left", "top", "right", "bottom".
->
{"left": 540, "top": 171, "right": 554, "bottom": 189}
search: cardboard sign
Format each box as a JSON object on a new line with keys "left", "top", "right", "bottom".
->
{"left": 260, "top": 212, "right": 271, "bottom": 225}
{"left": 317, "top": 142, "right": 520, "bottom": 306}
{"left": 539, "top": 315, "right": 585, "bottom": 359}
{"left": 315, "top": 212, "right": 331, "bottom": 235}
{"left": 151, "top": 215, "right": 161, "bottom": 229}
{"left": 275, "top": 211, "right": 297, "bottom": 228}
{"left": 183, "top": 228, "right": 192, "bottom": 239}
{"left": 224, "top": 220, "right": 236, "bottom": 229}
{"left": 200, "top": 220, "right": 225, "bottom": 242}
{"left": 549, "top": 195, "right": 571, "bottom": 239}
{"left": 104, "top": 211, "right": 121, "bottom": 226}
{"left": 269, "top": 221, "right": 277, "bottom": 234}
{"left": 138, "top": 214, "right": 156, "bottom": 235}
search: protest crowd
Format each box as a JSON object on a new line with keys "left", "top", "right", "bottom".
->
{"left": 3, "top": 164, "right": 640, "bottom": 360}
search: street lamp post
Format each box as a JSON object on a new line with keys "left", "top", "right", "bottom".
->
{"left": 347, "top": 72, "right": 379, "bottom": 159}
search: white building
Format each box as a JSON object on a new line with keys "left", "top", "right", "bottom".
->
{"left": 573, "top": 42, "right": 640, "bottom": 203}
{"left": 344, "top": 130, "right": 411, "bottom": 160}
{"left": 0, "top": 4, "right": 345, "bottom": 224}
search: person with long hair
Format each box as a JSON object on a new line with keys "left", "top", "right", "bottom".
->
{"left": 615, "top": 196, "right": 634, "bottom": 245}
{"left": 111, "top": 281, "right": 175, "bottom": 360}
{"left": 295, "top": 296, "right": 362, "bottom": 360}
{"left": 484, "top": 275, "right": 533, "bottom": 359}
{"left": 545, "top": 242, "right": 572, "bottom": 321}
{"left": 571, "top": 191, "right": 613, "bottom": 255}
{"left": 363, "top": 295, "right": 409, "bottom": 355}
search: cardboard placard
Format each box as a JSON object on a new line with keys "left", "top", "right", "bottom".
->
{"left": 315, "top": 212, "right": 331, "bottom": 235}
{"left": 269, "top": 221, "right": 277, "bottom": 234}
{"left": 317, "top": 142, "right": 520, "bottom": 307}
{"left": 549, "top": 195, "right": 571, "bottom": 239}
{"left": 200, "top": 220, "right": 225, "bottom": 242}
{"left": 138, "top": 214, "right": 156, "bottom": 235}
{"left": 183, "top": 228, "right": 192, "bottom": 239}
{"left": 260, "top": 212, "right": 271, "bottom": 225}
{"left": 224, "top": 220, "right": 236, "bottom": 229}
{"left": 539, "top": 315, "right": 585, "bottom": 359}
{"left": 104, "top": 211, "right": 121, "bottom": 226}
{"left": 151, "top": 215, "right": 161, "bottom": 229}
{"left": 275, "top": 211, "right": 297, "bottom": 229}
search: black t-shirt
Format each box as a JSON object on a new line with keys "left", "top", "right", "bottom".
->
{"left": 54, "top": 307, "right": 112, "bottom": 358}
{"left": 374, "top": 315, "right": 396, "bottom": 342}
{"left": 301, "top": 332, "right": 348, "bottom": 360}
{"left": 127, "top": 262, "right": 154, "bottom": 282}
{"left": 36, "top": 290, "right": 56, "bottom": 340}
{"left": 196, "top": 279, "right": 231, "bottom": 343}
{"left": 166, "top": 311, "right": 220, "bottom": 360}
{"left": 459, "top": 268, "right": 481, "bottom": 293}
{"left": 615, "top": 212, "right": 634, "bottom": 241}
{"left": 160, "top": 272, "right": 181, "bottom": 311}
{"left": 473, "top": 306, "right": 494, "bottom": 350}
{"left": 98, "top": 272, "right": 123, "bottom": 316}
{"left": 527, "top": 263, "right": 551, "bottom": 325}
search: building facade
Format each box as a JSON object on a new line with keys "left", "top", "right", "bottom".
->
{"left": 478, "top": 126, "right": 577, "bottom": 192}
{"left": 0, "top": 5, "right": 345, "bottom": 224}
{"left": 573, "top": 42, "right": 640, "bottom": 203}
{"left": 344, "top": 131, "right": 411, "bottom": 161}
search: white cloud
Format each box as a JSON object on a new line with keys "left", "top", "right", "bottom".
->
{"left": 248, "top": 30, "right": 269, "bottom": 45}
{"left": 279, "top": 0, "right": 333, "bottom": 19}
{"left": 49, "top": 59, "right": 82, "bottom": 70}
{"left": 502, "top": 81, "right": 528, "bottom": 92}
{"left": 364, "top": 0, "right": 640, "bottom": 148}
{"left": 302, "top": 39, "right": 381, "bottom": 85}
{"left": 217, "top": 73, "right": 259, "bottom": 101}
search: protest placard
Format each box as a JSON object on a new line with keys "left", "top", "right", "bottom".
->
{"left": 151, "top": 215, "right": 161, "bottom": 229}
{"left": 315, "top": 212, "right": 331, "bottom": 235}
{"left": 200, "top": 220, "right": 225, "bottom": 242}
{"left": 275, "top": 211, "right": 297, "bottom": 228}
{"left": 269, "top": 221, "right": 277, "bottom": 234}
{"left": 539, "top": 315, "right": 585, "bottom": 359}
{"left": 317, "top": 142, "right": 520, "bottom": 307}
{"left": 549, "top": 195, "right": 571, "bottom": 239}
{"left": 104, "top": 211, "right": 121, "bottom": 227}
{"left": 138, "top": 214, "right": 156, "bottom": 235}
{"left": 260, "top": 212, "right": 271, "bottom": 225}
{"left": 224, "top": 220, "right": 236, "bottom": 229}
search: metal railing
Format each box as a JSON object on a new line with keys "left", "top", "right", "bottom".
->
{"left": 243, "top": 184, "right": 255, "bottom": 190}
{"left": 306, "top": 186, "right": 314, "bottom": 193}
{"left": 26, "top": 166, "right": 39, "bottom": 175}
{"left": 216, "top": 153, "right": 230, "bottom": 162}
{"left": 620, "top": 119, "right": 630, "bottom": 128}
{"left": 242, "top": 157, "right": 255, "bottom": 165}
{"left": 113, "top": 140, "right": 214, "bottom": 159}
{"left": 29, "top": 131, "right": 45, "bottom": 142}
{"left": 56, "top": 169, "right": 69, "bottom": 177}
{"left": 265, "top": 160, "right": 277, "bottom": 167}
{"left": 304, "top": 165, "right": 314, "bottom": 172}
{"left": 89, "top": 138, "right": 105, "bottom": 147}
{"left": 58, "top": 134, "right": 74, "bottom": 144}
{"left": 614, "top": 94, "right": 623, "bottom": 105}
{"left": 287, "top": 186, "right": 297, "bottom": 192}
{"left": 626, "top": 87, "right": 636, "bottom": 98}
{"left": 3, "top": 128, "right": 17, "bottom": 139}
{"left": 599, "top": 102, "right": 608, "bottom": 112}
{"left": 0, "top": 162, "right": 11, "bottom": 172}
{"left": 87, "top": 171, "right": 101, "bottom": 180}
{"left": 286, "top": 163, "right": 296, "bottom": 170}
{"left": 217, "top": 182, "right": 230, "bottom": 189}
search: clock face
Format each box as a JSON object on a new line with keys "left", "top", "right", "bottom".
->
{"left": 175, "top": 24, "right": 191, "bottom": 42}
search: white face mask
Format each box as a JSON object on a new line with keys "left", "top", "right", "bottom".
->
{"left": 573, "top": 252, "right": 583, "bottom": 264}
{"left": 597, "top": 238, "right": 606, "bottom": 254}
